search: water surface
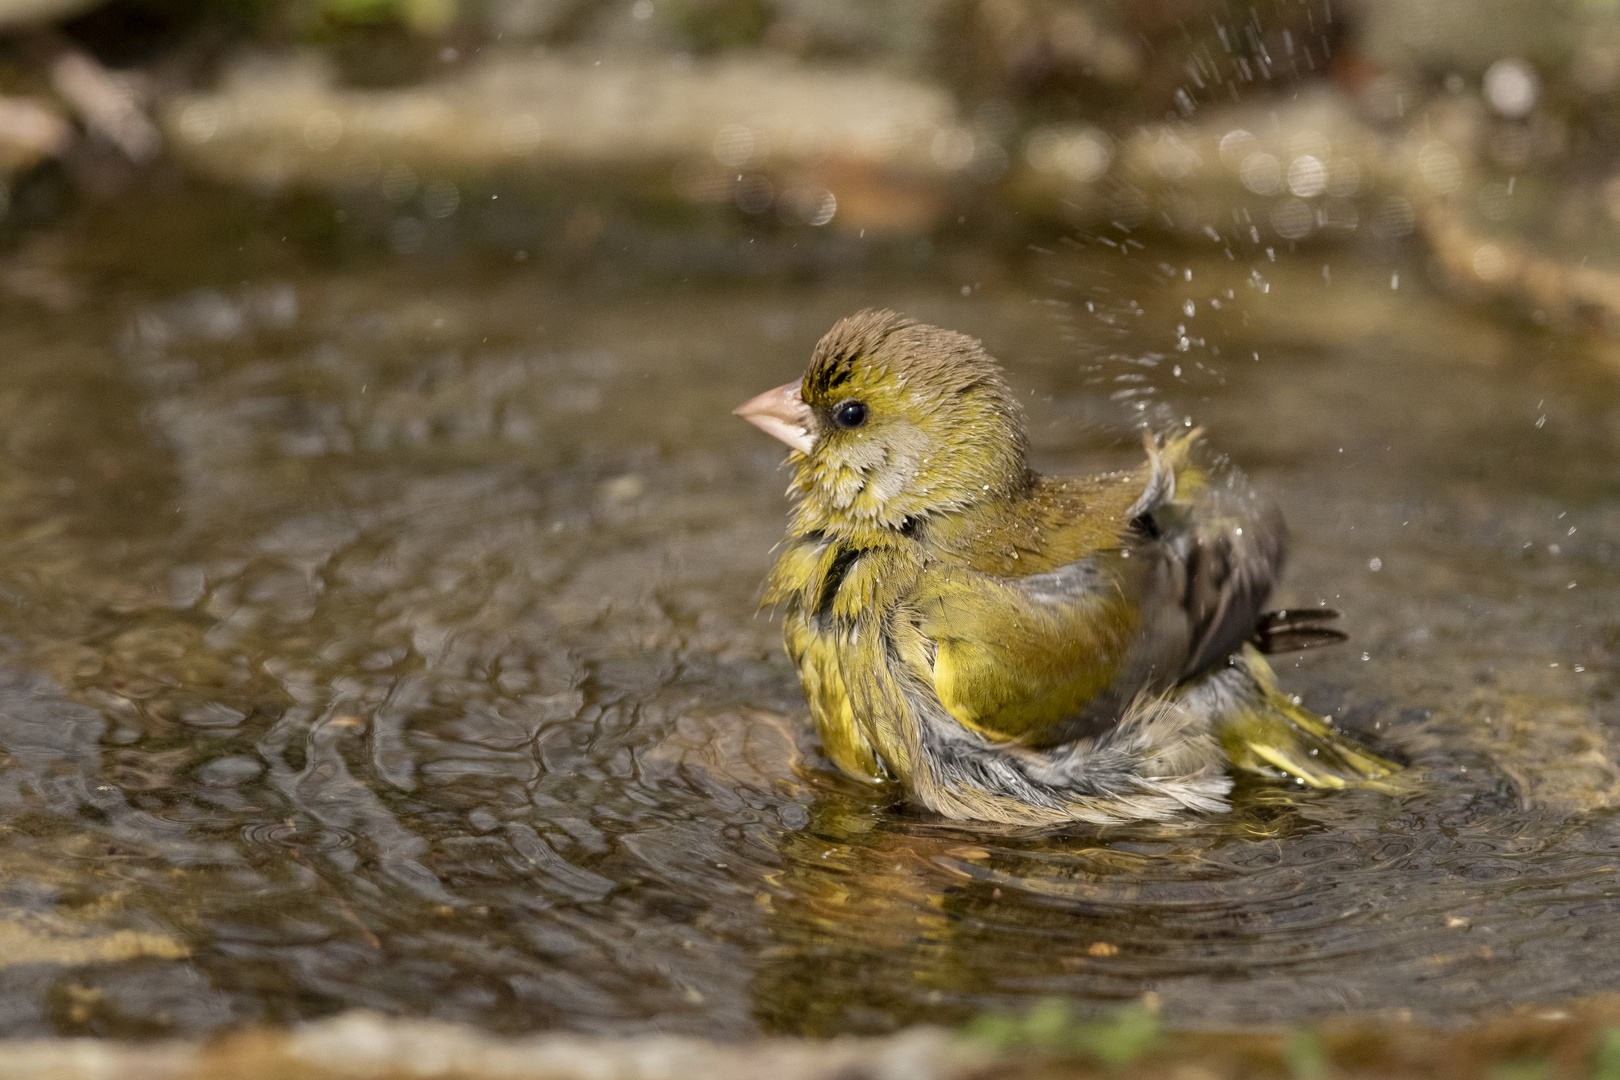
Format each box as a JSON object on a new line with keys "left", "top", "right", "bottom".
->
{"left": 0, "top": 202, "right": 1615, "bottom": 1038}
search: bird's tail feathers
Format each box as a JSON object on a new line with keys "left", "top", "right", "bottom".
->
{"left": 906, "top": 682, "right": 1233, "bottom": 826}
{"left": 1200, "top": 645, "right": 1398, "bottom": 790}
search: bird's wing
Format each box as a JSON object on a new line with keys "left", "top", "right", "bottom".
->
{"left": 909, "top": 427, "right": 1291, "bottom": 747}
{"left": 1164, "top": 501, "right": 1286, "bottom": 678}
{"left": 909, "top": 553, "right": 1161, "bottom": 745}
{"left": 1084, "top": 425, "right": 1286, "bottom": 683}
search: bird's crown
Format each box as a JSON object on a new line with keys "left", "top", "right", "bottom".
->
{"left": 773, "top": 309, "right": 1032, "bottom": 538}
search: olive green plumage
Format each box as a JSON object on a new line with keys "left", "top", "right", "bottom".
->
{"left": 741, "top": 309, "right": 1394, "bottom": 825}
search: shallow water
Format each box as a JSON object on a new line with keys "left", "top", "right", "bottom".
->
{"left": 0, "top": 197, "right": 1615, "bottom": 1040}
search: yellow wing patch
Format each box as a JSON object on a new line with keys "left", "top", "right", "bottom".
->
{"left": 915, "top": 565, "right": 1139, "bottom": 745}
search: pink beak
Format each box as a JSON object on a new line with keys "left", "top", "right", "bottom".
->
{"left": 734, "top": 380, "right": 816, "bottom": 454}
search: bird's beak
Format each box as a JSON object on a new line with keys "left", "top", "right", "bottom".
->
{"left": 734, "top": 381, "right": 816, "bottom": 454}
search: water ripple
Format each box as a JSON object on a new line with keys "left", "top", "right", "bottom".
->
{"left": 0, "top": 257, "right": 1611, "bottom": 1041}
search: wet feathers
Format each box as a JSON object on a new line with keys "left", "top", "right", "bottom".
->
{"left": 739, "top": 309, "right": 1394, "bottom": 825}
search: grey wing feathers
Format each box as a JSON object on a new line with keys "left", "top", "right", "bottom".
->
{"left": 1009, "top": 559, "right": 1111, "bottom": 605}
{"left": 1145, "top": 489, "right": 1287, "bottom": 682}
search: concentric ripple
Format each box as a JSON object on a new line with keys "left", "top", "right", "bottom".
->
{"left": 0, "top": 217, "right": 1612, "bottom": 1041}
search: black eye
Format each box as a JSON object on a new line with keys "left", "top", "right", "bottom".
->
{"left": 833, "top": 399, "right": 868, "bottom": 429}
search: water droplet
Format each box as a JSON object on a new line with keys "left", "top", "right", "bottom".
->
{"left": 302, "top": 109, "right": 343, "bottom": 152}
{"left": 386, "top": 217, "right": 426, "bottom": 255}
{"left": 422, "top": 180, "right": 460, "bottom": 219}
{"left": 1287, "top": 154, "right": 1327, "bottom": 197}
{"left": 931, "top": 127, "right": 977, "bottom": 171}
{"left": 1024, "top": 125, "right": 1112, "bottom": 181}
{"left": 1417, "top": 141, "right": 1462, "bottom": 194}
{"left": 380, "top": 162, "right": 419, "bottom": 203}
{"left": 1484, "top": 58, "right": 1539, "bottom": 117}
{"left": 1219, "top": 129, "right": 1258, "bottom": 167}
{"left": 1327, "top": 158, "right": 1361, "bottom": 197}
{"left": 1271, "top": 198, "right": 1314, "bottom": 239}
{"left": 712, "top": 124, "right": 759, "bottom": 168}
{"left": 1240, "top": 152, "right": 1281, "bottom": 194}
{"left": 1374, "top": 198, "right": 1415, "bottom": 240}
{"left": 177, "top": 102, "right": 220, "bottom": 144}
{"left": 1474, "top": 243, "right": 1507, "bottom": 281}
{"left": 735, "top": 174, "right": 773, "bottom": 213}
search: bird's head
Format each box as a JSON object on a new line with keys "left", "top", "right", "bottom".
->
{"left": 735, "top": 309, "right": 1030, "bottom": 536}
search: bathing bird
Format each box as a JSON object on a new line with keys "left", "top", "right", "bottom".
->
{"left": 735, "top": 309, "right": 1394, "bottom": 825}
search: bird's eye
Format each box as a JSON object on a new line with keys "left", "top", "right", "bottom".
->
{"left": 833, "top": 400, "right": 868, "bottom": 429}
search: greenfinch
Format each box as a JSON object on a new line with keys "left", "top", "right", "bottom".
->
{"left": 736, "top": 309, "right": 1394, "bottom": 826}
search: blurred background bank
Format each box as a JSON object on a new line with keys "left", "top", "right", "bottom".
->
{"left": 0, "top": 0, "right": 1613, "bottom": 331}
